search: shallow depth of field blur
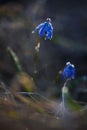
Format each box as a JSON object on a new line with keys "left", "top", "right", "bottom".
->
{"left": 0, "top": 0, "right": 87, "bottom": 130}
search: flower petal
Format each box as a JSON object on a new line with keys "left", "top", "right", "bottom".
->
{"left": 45, "top": 30, "right": 53, "bottom": 40}
{"left": 62, "top": 63, "right": 76, "bottom": 80}
{"left": 32, "top": 18, "right": 53, "bottom": 40}
{"left": 32, "top": 23, "right": 45, "bottom": 33}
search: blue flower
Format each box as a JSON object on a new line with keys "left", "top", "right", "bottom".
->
{"left": 32, "top": 18, "right": 53, "bottom": 40}
{"left": 62, "top": 62, "right": 76, "bottom": 80}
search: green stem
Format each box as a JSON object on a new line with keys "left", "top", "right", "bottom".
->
{"left": 7, "top": 47, "right": 22, "bottom": 72}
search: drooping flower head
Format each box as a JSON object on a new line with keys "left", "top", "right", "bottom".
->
{"left": 62, "top": 62, "right": 76, "bottom": 80}
{"left": 32, "top": 18, "right": 53, "bottom": 40}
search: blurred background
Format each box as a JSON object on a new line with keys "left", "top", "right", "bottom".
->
{"left": 0, "top": 0, "right": 87, "bottom": 130}
{"left": 0, "top": 0, "right": 87, "bottom": 101}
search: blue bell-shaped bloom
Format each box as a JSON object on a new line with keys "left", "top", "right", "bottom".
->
{"left": 32, "top": 18, "right": 53, "bottom": 40}
{"left": 62, "top": 62, "right": 76, "bottom": 80}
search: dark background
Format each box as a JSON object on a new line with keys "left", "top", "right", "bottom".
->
{"left": 0, "top": 0, "right": 87, "bottom": 100}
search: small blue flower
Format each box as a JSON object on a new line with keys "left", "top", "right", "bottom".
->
{"left": 62, "top": 62, "right": 76, "bottom": 80}
{"left": 32, "top": 18, "right": 53, "bottom": 40}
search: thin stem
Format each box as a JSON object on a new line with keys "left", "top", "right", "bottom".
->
{"left": 64, "top": 79, "right": 69, "bottom": 87}
{"left": 62, "top": 86, "right": 65, "bottom": 116}
{"left": 33, "top": 38, "right": 41, "bottom": 83}
{"left": 62, "top": 79, "right": 69, "bottom": 116}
